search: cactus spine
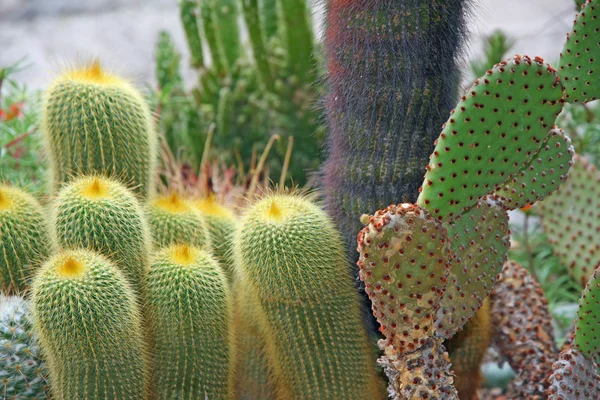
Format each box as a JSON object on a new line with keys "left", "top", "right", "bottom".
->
{"left": 51, "top": 176, "right": 151, "bottom": 294}
{"left": 234, "top": 194, "right": 384, "bottom": 399}
{"left": 148, "top": 193, "right": 211, "bottom": 249}
{"left": 146, "top": 244, "right": 233, "bottom": 399}
{"left": 42, "top": 60, "right": 157, "bottom": 198}
{"left": 30, "top": 249, "right": 148, "bottom": 399}
{"left": 0, "top": 184, "right": 50, "bottom": 294}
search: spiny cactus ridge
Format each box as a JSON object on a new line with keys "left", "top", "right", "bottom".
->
{"left": 559, "top": 0, "right": 600, "bottom": 103}
{"left": 0, "top": 295, "right": 49, "bottom": 399}
{"left": 417, "top": 55, "right": 564, "bottom": 220}
{"left": 31, "top": 249, "right": 148, "bottom": 399}
{"left": 146, "top": 244, "right": 234, "bottom": 399}
{"left": 0, "top": 184, "right": 50, "bottom": 294}
{"left": 493, "top": 127, "right": 574, "bottom": 210}
{"left": 538, "top": 155, "right": 600, "bottom": 287}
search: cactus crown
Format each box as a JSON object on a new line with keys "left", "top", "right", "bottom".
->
{"left": 170, "top": 243, "right": 198, "bottom": 265}
{"left": 60, "top": 59, "right": 121, "bottom": 86}
{"left": 55, "top": 256, "right": 85, "bottom": 278}
{"left": 0, "top": 188, "right": 11, "bottom": 210}
{"left": 79, "top": 176, "right": 109, "bottom": 199}
{"left": 194, "top": 195, "right": 233, "bottom": 218}
{"left": 154, "top": 192, "right": 191, "bottom": 214}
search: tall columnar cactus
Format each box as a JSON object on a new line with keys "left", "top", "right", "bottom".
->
{"left": 193, "top": 196, "right": 237, "bottom": 281}
{"left": 234, "top": 193, "right": 384, "bottom": 399}
{"left": 42, "top": 60, "right": 157, "bottom": 198}
{"left": 0, "top": 295, "right": 49, "bottom": 399}
{"left": 31, "top": 249, "right": 148, "bottom": 399}
{"left": 322, "top": 0, "right": 470, "bottom": 266}
{"left": 146, "top": 244, "right": 234, "bottom": 399}
{"left": 148, "top": 193, "right": 211, "bottom": 249}
{"left": 51, "top": 176, "right": 151, "bottom": 294}
{"left": 0, "top": 184, "right": 50, "bottom": 294}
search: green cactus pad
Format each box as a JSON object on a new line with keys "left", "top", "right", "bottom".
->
{"left": 52, "top": 176, "right": 151, "bottom": 294}
{"left": 148, "top": 193, "right": 210, "bottom": 249}
{"left": 42, "top": 61, "right": 157, "bottom": 198}
{"left": 357, "top": 203, "right": 449, "bottom": 354}
{"left": 538, "top": 155, "right": 600, "bottom": 287}
{"left": 146, "top": 244, "right": 233, "bottom": 399}
{"left": 494, "top": 128, "right": 574, "bottom": 210}
{"left": 490, "top": 260, "right": 557, "bottom": 398}
{"left": 192, "top": 196, "right": 237, "bottom": 281}
{"left": 0, "top": 184, "right": 50, "bottom": 294}
{"left": 31, "top": 249, "right": 148, "bottom": 399}
{"left": 0, "top": 295, "right": 49, "bottom": 399}
{"left": 574, "top": 267, "right": 600, "bottom": 362}
{"left": 559, "top": 0, "right": 600, "bottom": 103}
{"left": 380, "top": 337, "right": 457, "bottom": 400}
{"left": 436, "top": 198, "right": 509, "bottom": 337}
{"left": 547, "top": 347, "right": 600, "bottom": 399}
{"left": 417, "top": 55, "right": 564, "bottom": 220}
{"left": 236, "top": 194, "right": 383, "bottom": 399}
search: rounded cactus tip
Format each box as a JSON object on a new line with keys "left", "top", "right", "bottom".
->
{"left": 0, "top": 187, "right": 11, "bottom": 210}
{"left": 155, "top": 192, "right": 189, "bottom": 213}
{"left": 170, "top": 244, "right": 198, "bottom": 265}
{"left": 79, "top": 176, "right": 109, "bottom": 199}
{"left": 59, "top": 58, "right": 121, "bottom": 86}
{"left": 55, "top": 255, "right": 85, "bottom": 278}
{"left": 193, "top": 195, "right": 233, "bottom": 218}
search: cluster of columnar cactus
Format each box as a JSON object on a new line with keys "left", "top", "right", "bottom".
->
{"left": 155, "top": 0, "right": 324, "bottom": 185}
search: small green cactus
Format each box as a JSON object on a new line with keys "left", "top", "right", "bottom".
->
{"left": 416, "top": 55, "right": 564, "bottom": 220}
{"left": 148, "top": 193, "right": 211, "bottom": 249}
{"left": 51, "top": 176, "right": 151, "bottom": 294}
{"left": 179, "top": 0, "right": 204, "bottom": 68}
{"left": 0, "top": 184, "right": 50, "bottom": 294}
{"left": 146, "top": 244, "right": 234, "bottom": 399}
{"left": 574, "top": 267, "right": 600, "bottom": 363}
{"left": 538, "top": 155, "right": 600, "bottom": 287}
{"left": 559, "top": 0, "right": 600, "bottom": 103}
{"left": 31, "top": 249, "right": 149, "bottom": 399}
{"left": 0, "top": 294, "right": 49, "bottom": 399}
{"left": 234, "top": 193, "right": 384, "bottom": 399}
{"left": 42, "top": 60, "right": 157, "bottom": 198}
{"left": 192, "top": 196, "right": 237, "bottom": 281}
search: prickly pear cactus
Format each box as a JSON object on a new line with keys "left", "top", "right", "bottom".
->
{"left": 538, "top": 155, "right": 600, "bottom": 287}
{"left": 559, "top": 0, "right": 600, "bottom": 103}
{"left": 547, "top": 347, "right": 600, "bottom": 399}
{"left": 417, "top": 55, "right": 564, "bottom": 220}
{"left": 494, "top": 128, "right": 574, "bottom": 210}
{"left": 437, "top": 198, "right": 509, "bottom": 337}
{"left": 0, "top": 295, "right": 48, "bottom": 399}
{"left": 490, "top": 260, "right": 557, "bottom": 398}
{"left": 574, "top": 267, "right": 600, "bottom": 363}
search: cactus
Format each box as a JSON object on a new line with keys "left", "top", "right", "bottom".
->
{"left": 445, "top": 299, "right": 492, "bottom": 400}
{"left": 146, "top": 244, "right": 234, "bottom": 399}
{"left": 494, "top": 127, "right": 574, "bottom": 210}
{"left": 0, "top": 294, "right": 49, "bottom": 399}
{"left": 156, "top": 30, "right": 183, "bottom": 91}
{"left": 322, "top": 0, "right": 470, "bottom": 267}
{"left": 234, "top": 193, "right": 384, "bottom": 399}
{"left": 417, "top": 55, "right": 564, "bottom": 220}
{"left": 559, "top": 0, "right": 600, "bottom": 103}
{"left": 148, "top": 193, "right": 211, "bottom": 249}
{"left": 192, "top": 195, "right": 237, "bottom": 281}
{"left": 574, "top": 267, "right": 600, "bottom": 363}
{"left": 179, "top": 0, "right": 204, "bottom": 68}
{"left": 30, "top": 249, "right": 148, "bottom": 399}
{"left": 0, "top": 184, "right": 50, "bottom": 294}
{"left": 547, "top": 347, "right": 600, "bottom": 399}
{"left": 51, "top": 176, "right": 151, "bottom": 294}
{"left": 538, "top": 155, "right": 600, "bottom": 287}
{"left": 42, "top": 60, "right": 157, "bottom": 198}
{"left": 490, "top": 260, "right": 557, "bottom": 398}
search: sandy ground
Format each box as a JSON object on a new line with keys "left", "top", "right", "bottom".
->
{"left": 0, "top": 0, "right": 579, "bottom": 90}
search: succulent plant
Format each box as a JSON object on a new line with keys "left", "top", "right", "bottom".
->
{"left": 42, "top": 60, "right": 157, "bottom": 198}
{"left": 146, "top": 244, "right": 234, "bottom": 399}
{"left": 31, "top": 249, "right": 149, "bottom": 399}
{"left": 234, "top": 193, "right": 384, "bottom": 399}
{"left": 0, "top": 294, "right": 49, "bottom": 399}
{"left": 0, "top": 184, "right": 50, "bottom": 294}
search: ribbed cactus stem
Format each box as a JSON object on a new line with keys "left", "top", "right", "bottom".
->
{"left": 278, "top": 0, "right": 314, "bottom": 83}
{"left": 241, "top": 0, "right": 274, "bottom": 89}
{"left": 179, "top": 0, "right": 204, "bottom": 68}
{"left": 322, "top": 0, "right": 469, "bottom": 267}
{"left": 201, "top": 0, "right": 226, "bottom": 74}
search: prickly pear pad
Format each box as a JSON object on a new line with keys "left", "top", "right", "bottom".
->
{"left": 494, "top": 128, "right": 574, "bottom": 210}
{"left": 559, "top": 0, "right": 600, "bottom": 103}
{"left": 538, "top": 156, "right": 600, "bottom": 287}
{"left": 357, "top": 204, "right": 450, "bottom": 354}
{"left": 575, "top": 267, "right": 600, "bottom": 362}
{"left": 417, "top": 55, "right": 564, "bottom": 220}
{"left": 547, "top": 347, "right": 600, "bottom": 399}
{"left": 436, "top": 198, "right": 509, "bottom": 338}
